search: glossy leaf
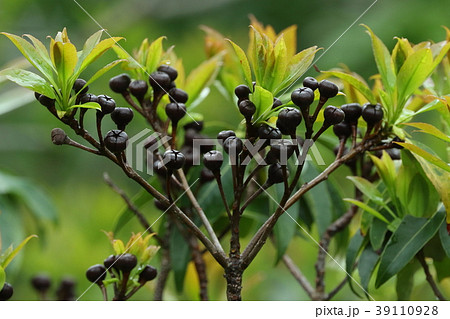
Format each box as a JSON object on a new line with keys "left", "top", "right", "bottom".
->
{"left": 268, "top": 36, "right": 287, "bottom": 93}
{"left": 250, "top": 85, "right": 274, "bottom": 123}
{"left": 0, "top": 235, "right": 37, "bottom": 269}
{"left": 375, "top": 209, "right": 446, "bottom": 288}
{"left": 184, "top": 56, "right": 221, "bottom": 108}
{"left": 396, "top": 142, "right": 450, "bottom": 172}
{"left": 358, "top": 245, "right": 379, "bottom": 295}
{"left": 69, "top": 102, "right": 101, "bottom": 111}
{"left": 345, "top": 231, "right": 365, "bottom": 297}
{"left": 402, "top": 122, "right": 450, "bottom": 143}
{"left": 23, "top": 34, "right": 54, "bottom": 72}
{"left": 75, "top": 29, "right": 103, "bottom": 71}
{"left": 362, "top": 25, "right": 396, "bottom": 94}
{"left": 78, "top": 37, "right": 123, "bottom": 75}
{"left": 344, "top": 198, "right": 389, "bottom": 224}
{"left": 395, "top": 259, "right": 419, "bottom": 300}
{"left": 370, "top": 217, "right": 388, "bottom": 251}
{"left": 0, "top": 68, "right": 55, "bottom": 98}
{"left": 279, "top": 46, "right": 318, "bottom": 93}
{"left": 322, "top": 70, "right": 376, "bottom": 103}
{"left": 146, "top": 36, "right": 166, "bottom": 74}
{"left": 396, "top": 48, "right": 433, "bottom": 109}
{"left": 53, "top": 41, "right": 78, "bottom": 82}
{"left": 347, "top": 176, "right": 384, "bottom": 205}
{"left": 227, "top": 39, "right": 253, "bottom": 89}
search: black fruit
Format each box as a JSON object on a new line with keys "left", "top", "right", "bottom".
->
{"left": 272, "top": 97, "right": 283, "bottom": 109}
{"left": 103, "top": 255, "right": 116, "bottom": 269}
{"left": 291, "top": 87, "right": 315, "bottom": 108}
{"left": 238, "top": 99, "right": 256, "bottom": 119}
{"left": 200, "top": 168, "right": 215, "bottom": 183}
{"left": 270, "top": 139, "right": 295, "bottom": 162}
{"left": 392, "top": 136, "right": 404, "bottom": 149}
{"left": 157, "top": 65, "right": 178, "bottom": 81}
{"left": 362, "top": 103, "right": 383, "bottom": 125}
{"left": 341, "top": 103, "right": 362, "bottom": 124}
{"left": 34, "top": 91, "right": 42, "bottom": 101}
{"left": 80, "top": 93, "right": 98, "bottom": 104}
{"left": 169, "top": 88, "right": 189, "bottom": 103}
{"left": 217, "top": 130, "right": 236, "bottom": 145}
{"left": 276, "top": 108, "right": 302, "bottom": 135}
{"left": 139, "top": 265, "right": 158, "bottom": 282}
{"left": 73, "top": 78, "right": 89, "bottom": 94}
{"left": 153, "top": 160, "right": 167, "bottom": 177}
{"left": 129, "top": 80, "right": 148, "bottom": 98}
{"left": 104, "top": 130, "right": 128, "bottom": 153}
{"left": 109, "top": 74, "right": 131, "bottom": 93}
{"left": 56, "top": 278, "right": 76, "bottom": 301}
{"left": 333, "top": 122, "right": 352, "bottom": 140}
{"left": 86, "top": 264, "right": 107, "bottom": 283}
{"left": 318, "top": 80, "right": 339, "bottom": 98}
{"left": 0, "top": 282, "right": 13, "bottom": 301}
{"left": 165, "top": 102, "right": 186, "bottom": 123}
{"left": 149, "top": 71, "right": 171, "bottom": 92}
{"left": 31, "top": 274, "right": 51, "bottom": 292}
{"left": 111, "top": 107, "right": 134, "bottom": 129}
{"left": 38, "top": 95, "right": 55, "bottom": 108}
{"left": 258, "top": 124, "right": 282, "bottom": 141}
{"left": 234, "top": 84, "right": 251, "bottom": 99}
{"left": 323, "top": 106, "right": 345, "bottom": 125}
{"left": 223, "top": 136, "right": 243, "bottom": 155}
{"left": 51, "top": 128, "right": 68, "bottom": 145}
{"left": 268, "top": 163, "right": 287, "bottom": 184}
{"left": 97, "top": 95, "right": 116, "bottom": 114}
{"left": 115, "top": 253, "right": 138, "bottom": 273}
{"left": 303, "top": 77, "right": 319, "bottom": 90}
{"left": 163, "top": 150, "right": 186, "bottom": 171}
{"left": 203, "top": 150, "right": 223, "bottom": 172}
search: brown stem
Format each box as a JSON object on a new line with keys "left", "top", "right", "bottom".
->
{"left": 325, "top": 277, "right": 348, "bottom": 301}
{"left": 215, "top": 173, "right": 232, "bottom": 220}
{"left": 189, "top": 235, "right": 209, "bottom": 301}
{"left": 417, "top": 250, "right": 447, "bottom": 301}
{"left": 154, "top": 223, "right": 172, "bottom": 301}
{"left": 282, "top": 254, "right": 314, "bottom": 299}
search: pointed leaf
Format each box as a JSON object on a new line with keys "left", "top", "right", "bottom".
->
{"left": 0, "top": 68, "right": 55, "bottom": 98}
{"left": 396, "top": 142, "right": 450, "bottom": 172}
{"left": 23, "top": 34, "right": 54, "bottom": 72}
{"left": 85, "top": 59, "right": 125, "bottom": 87}
{"left": 362, "top": 25, "right": 396, "bottom": 93}
{"left": 322, "top": 70, "right": 376, "bottom": 103}
{"left": 76, "top": 30, "right": 103, "bottom": 72}
{"left": 227, "top": 39, "right": 253, "bottom": 89}
{"left": 395, "top": 259, "right": 419, "bottom": 300}
{"left": 69, "top": 102, "right": 101, "bottom": 111}
{"left": 250, "top": 85, "right": 273, "bottom": 123}
{"left": 53, "top": 41, "right": 78, "bottom": 82}
{"left": 402, "top": 122, "right": 450, "bottom": 143}
{"left": 279, "top": 46, "right": 318, "bottom": 92}
{"left": 146, "top": 36, "right": 166, "bottom": 73}
{"left": 347, "top": 176, "right": 384, "bottom": 205}
{"left": 1, "top": 32, "right": 55, "bottom": 84}
{"left": 358, "top": 246, "right": 379, "bottom": 295}
{"left": 0, "top": 266, "right": 4, "bottom": 291}
{"left": 0, "top": 235, "right": 37, "bottom": 269}
{"left": 344, "top": 199, "right": 389, "bottom": 224}
{"left": 375, "top": 209, "right": 446, "bottom": 288}
{"left": 345, "top": 231, "right": 365, "bottom": 297}
{"left": 78, "top": 37, "right": 123, "bottom": 74}
{"left": 370, "top": 217, "right": 388, "bottom": 251}
{"left": 396, "top": 48, "right": 433, "bottom": 108}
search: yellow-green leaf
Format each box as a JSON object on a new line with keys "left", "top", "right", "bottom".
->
{"left": 250, "top": 85, "right": 273, "bottom": 122}
{"left": 396, "top": 142, "right": 450, "bottom": 172}
{"left": 227, "top": 39, "right": 253, "bottom": 89}
{"left": 53, "top": 41, "right": 78, "bottom": 82}
{"left": 85, "top": 59, "right": 125, "bottom": 87}
{"left": 113, "top": 239, "right": 125, "bottom": 255}
{"left": 146, "top": 36, "right": 166, "bottom": 74}
{"left": 69, "top": 102, "right": 101, "bottom": 111}
{"left": 402, "top": 122, "right": 450, "bottom": 143}
{"left": 0, "top": 235, "right": 37, "bottom": 269}
{"left": 78, "top": 37, "right": 123, "bottom": 74}
{"left": 344, "top": 198, "right": 389, "bottom": 224}
{"left": 270, "top": 36, "right": 288, "bottom": 94}
{"left": 0, "top": 68, "right": 56, "bottom": 98}
{"left": 362, "top": 25, "right": 396, "bottom": 94}
{"left": 75, "top": 29, "right": 104, "bottom": 73}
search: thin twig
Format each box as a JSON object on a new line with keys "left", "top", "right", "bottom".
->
{"left": 282, "top": 254, "right": 314, "bottom": 298}
{"left": 417, "top": 250, "right": 447, "bottom": 301}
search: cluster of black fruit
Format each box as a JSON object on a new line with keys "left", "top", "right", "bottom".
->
{"left": 0, "top": 282, "right": 13, "bottom": 301}
{"left": 86, "top": 253, "right": 157, "bottom": 300}
{"left": 31, "top": 274, "right": 76, "bottom": 301}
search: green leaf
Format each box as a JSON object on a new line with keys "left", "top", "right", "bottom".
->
{"left": 369, "top": 152, "right": 399, "bottom": 208}
{"left": 358, "top": 245, "right": 379, "bottom": 296}
{"left": 402, "top": 122, "right": 450, "bottom": 143}
{"left": 23, "top": 34, "right": 55, "bottom": 73}
{"left": 184, "top": 56, "right": 221, "bottom": 108}
{"left": 439, "top": 217, "right": 450, "bottom": 258}
{"left": 395, "top": 259, "right": 419, "bottom": 300}
{"left": 347, "top": 176, "right": 384, "bottom": 205}
{"left": 362, "top": 25, "right": 396, "bottom": 94}
{"left": 227, "top": 39, "right": 253, "bottom": 89}
{"left": 0, "top": 235, "right": 37, "bottom": 269}
{"left": 396, "top": 142, "right": 450, "bottom": 172}
{"left": 69, "top": 102, "right": 101, "bottom": 111}
{"left": 0, "top": 266, "right": 5, "bottom": 291}
{"left": 170, "top": 225, "right": 191, "bottom": 293}
{"left": 270, "top": 36, "right": 288, "bottom": 94}
{"left": 396, "top": 48, "right": 433, "bottom": 108}
{"left": 53, "top": 41, "right": 78, "bottom": 82}
{"left": 113, "top": 240, "right": 125, "bottom": 255}
{"left": 375, "top": 209, "right": 446, "bottom": 288}
{"left": 78, "top": 37, "right": 123, "bottom": 75}
{"left": 370, "top": 217, "right": 388, "bottom": 251}
{"left": 75, "top": 30, "right": 103, "bottom": 73}
{"left": 322, "top": 71, "right": 376, "bottom": 103}
{"left": 250, "top": 85, "right": 274, "bottom": 123}
{"left": 1, "top": 32, "right": 56, "bottom": 84}
{"left": 344, "top": 198, "right": 389, "bottom": 224}
{"left": 146, "top": 36, "right": 166, "bottom": 74}
{"left": 0, "top": 68, "right": 55, "bottom": 98}
{"left": 271, "top": 183, "right": 300, "bottom": 264}
{"left": 85, "top": 59, "right": 125, "bottom": 87}
{"left": 345, "top": 231, "right": 365, "bottom": 297}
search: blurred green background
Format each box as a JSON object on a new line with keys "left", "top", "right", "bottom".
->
{"left": 0, "top": 0, "right": 449, "bottom": 300}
